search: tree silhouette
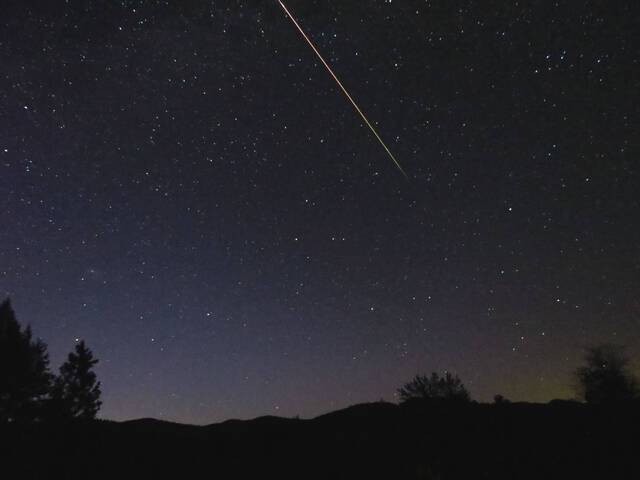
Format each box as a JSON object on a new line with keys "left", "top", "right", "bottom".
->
{"left": 575, "top": 344, "right": 638, "bottom": 404}
{"left": 398, "top": 372, "right": 471, "bottom": 403}
{"left": 0, "top": 298, "right": 52, "bottom": 422}
{"left": 53, "top": 340, "right": 102, "bottom": 419}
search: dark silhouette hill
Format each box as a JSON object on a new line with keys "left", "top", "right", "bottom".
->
{"left": 2, "top": 400, "right": 639, "bottom": 479}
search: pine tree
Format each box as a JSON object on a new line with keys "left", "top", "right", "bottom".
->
{"left": 54, "top": 340, "right": 102, "bottom": 419}
{"left": 0, "top": 298, "right": 52, "bottom": 422}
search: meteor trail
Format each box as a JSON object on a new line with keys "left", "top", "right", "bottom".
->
{"left": 277, "top": 0, "right": 408, "bottom": 179}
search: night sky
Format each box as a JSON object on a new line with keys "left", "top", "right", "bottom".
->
{"left": 1, "top": 0, "right": 638, "bottom": 424}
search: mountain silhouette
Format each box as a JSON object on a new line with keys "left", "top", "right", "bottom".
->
{"left": 2, "top": 400, "right": 639, "bottom": 479}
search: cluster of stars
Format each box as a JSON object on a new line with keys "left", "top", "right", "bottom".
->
{"left": 0, "top": 0, "right": 637, "bottom": 423}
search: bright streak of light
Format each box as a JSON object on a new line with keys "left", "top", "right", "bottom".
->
{"left": 277, "top": 0, "right": 408, "bottom": 179}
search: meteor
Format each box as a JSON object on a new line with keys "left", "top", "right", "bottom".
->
{"left": 277, "top": 0, "right": 408, "bottom": 179}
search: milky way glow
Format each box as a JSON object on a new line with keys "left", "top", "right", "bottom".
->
{"left": 277, "top": 0, "right": 408, "bottom": 179}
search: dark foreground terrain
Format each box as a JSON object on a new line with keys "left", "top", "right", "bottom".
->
{"left": 2, "top": 400, "right": 639, "bottom": 479}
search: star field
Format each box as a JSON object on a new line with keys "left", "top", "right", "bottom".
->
{"left": 1, "top": 0, "right": 638, "bottom": 424}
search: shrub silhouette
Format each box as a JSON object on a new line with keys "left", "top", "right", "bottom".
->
{"left": 398, "top": 372, "right": 470, "bottom": 403}
{"left": 53, "top": 340, "right": 102, "bottom": 419}
{"left": 575, "top": 344, "right": 638, "bottom": 404}
{"left": 0, "top": 298, "right": 52, "bottom": 422}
